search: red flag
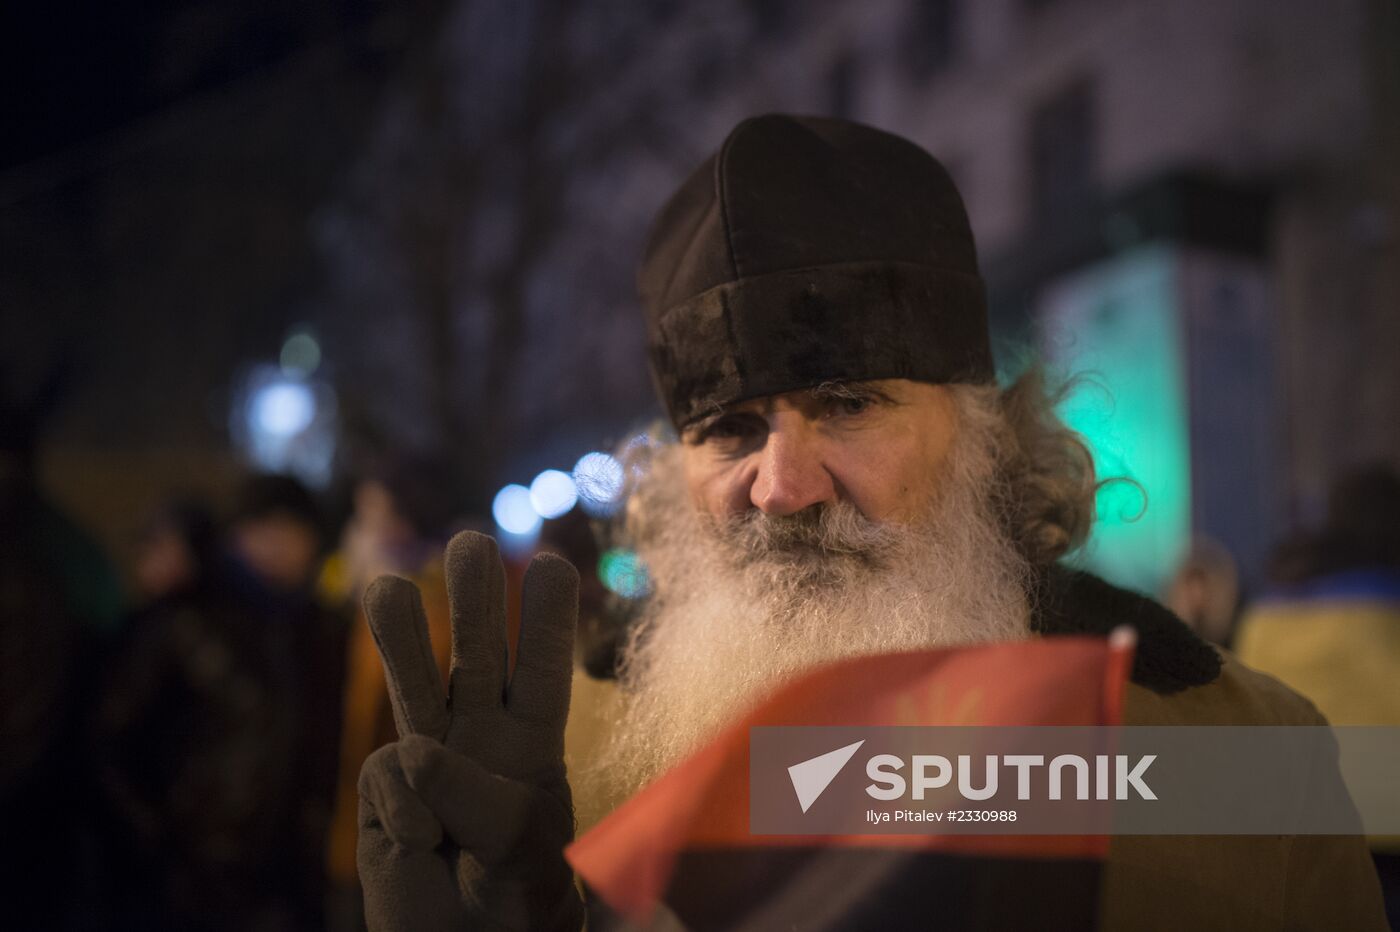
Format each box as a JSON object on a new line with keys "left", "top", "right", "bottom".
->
{"left": 568, "top": 633, "right": 1135, "bottom": 930}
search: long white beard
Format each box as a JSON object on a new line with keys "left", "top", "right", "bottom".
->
{"left": 588, "top": 417, "right": 1034, "bottom": 800}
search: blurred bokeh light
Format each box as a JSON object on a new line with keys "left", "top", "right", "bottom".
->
{"left": 529, "top": 468, "right": 578, "bottom": 519}
{"left": 573, "top": 452, "right": 624, "bottom": 516}
{"left": 232, "top": 365, "right": 337, "bottom": 488}
{"left": 598, "top": 547, "right": 651, "bottom": 599}
{"left": 493, "top": 483, "right": 543, "bottom": 536}
{"left": 279, "top": 329, "right": 322, "bottom": 378}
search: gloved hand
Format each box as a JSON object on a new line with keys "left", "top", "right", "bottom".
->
{"left": 356, "top": 531, "right": 583, "bottom": 932}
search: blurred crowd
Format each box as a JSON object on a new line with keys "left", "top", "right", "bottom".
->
{"left": 3, "top": 382, "right": 1399, "bottom": 929}
{"left": 1, "top": 400, "right": 607, "bottom": 930}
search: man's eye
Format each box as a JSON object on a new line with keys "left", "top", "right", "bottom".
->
{"left": 829, "top": 395, "right": 875, "bottom": 417}
{"left": 703, "top": 417, "right": 758, "bottom": 442}
{"left": 839, "top": 397, "right": 871, "bottom": 415}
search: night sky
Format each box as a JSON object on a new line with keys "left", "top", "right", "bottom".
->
{"left": 3, "top": 2, "right": 387, "bottom": 172}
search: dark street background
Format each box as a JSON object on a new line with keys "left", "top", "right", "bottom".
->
{"left": 4, "top": 2, "right": 1400, "bottom": 929}
{"left": 4, "top": 0, "right": 1399, "bottom": 596}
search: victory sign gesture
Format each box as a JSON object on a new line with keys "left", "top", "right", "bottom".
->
{"left": 356, "top": 531, "right": 583, "bottom": 931}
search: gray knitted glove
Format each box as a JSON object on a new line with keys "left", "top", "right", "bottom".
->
{"left": 357, "top": 531, "right": 583, "bottom": 931}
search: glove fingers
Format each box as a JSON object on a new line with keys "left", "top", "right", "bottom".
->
{"left": 364, "top": 575, "right": 450, "bottom": 740}
{"left": 444, "top": 532, "right": 510, "bottom": 715}
{"left": 398, "top": 733, "right": 534, "bottom": 862}
{"left": 507, "top": 552, "right": 578, "bottom": 729}
{"left": 359, "top": 744, "right": 443, "bottom": 851}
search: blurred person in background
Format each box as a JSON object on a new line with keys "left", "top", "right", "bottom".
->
{"left": 93, "top": 473, "right": 343, "bottom": 931}
{"left": 1236, "top": 462, "right": 1400, "bottom": 925}
{"left": 228, "top": 474, "right": 330, "bottom": 602}
{"left": 226, "top": 473, "right": 351, "bottom": 929}
{"left": 1162, "top": 536, "right": 1241, "bottom": 647}
{"left": 1, "top": 366, "right": 123, "bottom": 928}
{"left": 320, "top": 454, "right": 458, "bottom": 929}
{"left": 132, "top": 498, "right": 218, "bottom": 607}
{"left": 1236, "top": 463, "right": 1400, "bottom": 724}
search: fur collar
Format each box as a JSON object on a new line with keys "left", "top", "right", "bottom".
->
{"left": 1032, "top": 565, "right": 1221, "bottom": 694}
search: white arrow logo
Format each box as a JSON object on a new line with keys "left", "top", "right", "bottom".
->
{"left": 788, "top": 740, "right": 866, "bottom": 813}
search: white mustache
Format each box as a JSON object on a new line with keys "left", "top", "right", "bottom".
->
{"left": 709, "top": 500, "right": 901, "bottom": 567}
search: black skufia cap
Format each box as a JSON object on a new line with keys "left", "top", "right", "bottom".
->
{"left": 639, "top": 113, "right": 995, "bottom": 428}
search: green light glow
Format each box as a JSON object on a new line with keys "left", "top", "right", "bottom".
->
{"left": 1039, "top": 245, "right": 1191, "bottom": 595}
{"left": 598, "top": 548, "right": 652, "bottom": 598}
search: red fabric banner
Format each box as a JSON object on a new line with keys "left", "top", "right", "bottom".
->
{"left": 568, "top": 633, "right": 1135, "bottom": 925}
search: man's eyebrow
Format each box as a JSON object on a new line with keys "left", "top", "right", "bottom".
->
{"left": 684, "top": 384, "right": 898, "bottom": 439}
{"left": 683, "top": 406, "right": 742, "bottom": 440}
{"left": 808, "top": 381, "right": 901, "bottom": 404}
{"left": 683, "top": 397, "right": 773, "bottom": 439}
{"left": 683, "top": 412, "right": 722, "bottom": 439}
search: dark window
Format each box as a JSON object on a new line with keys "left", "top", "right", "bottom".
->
{"left": 1028, "top": 77, "right": 1097, "bottom": 225}
{"left": 651, "top": 0, "right": 680, "bottom": 24}
{"left": 902, "top": 0, "right": 957, "bottom": 79}
{"left": 828, "top": 51, "right": 859, "bottom": 119}
{"left": 746, "top": 0, "right": 788, "bottom": 40}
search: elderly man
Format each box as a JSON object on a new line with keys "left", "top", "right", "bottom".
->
{"left": 354, "top": 115, "right": 1387, "bottom": 931}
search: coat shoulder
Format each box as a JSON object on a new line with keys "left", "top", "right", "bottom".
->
{"left": 1125, "top": 650, "right": 1329, "bottom": 726}
{"left": 1032, "top": 566, "right": 1222, "bottom": 694}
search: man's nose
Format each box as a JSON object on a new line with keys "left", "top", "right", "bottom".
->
{"left": 749, "top": 422, "right": 836, "bottom": 516}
